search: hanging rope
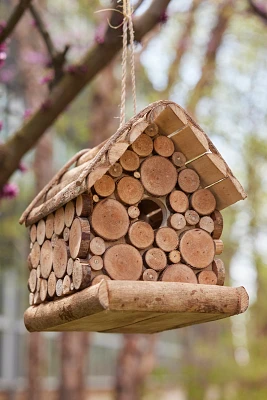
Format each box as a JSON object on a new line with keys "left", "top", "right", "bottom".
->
{"left": 119, "top": 0, "right": 137, "bottom": 127}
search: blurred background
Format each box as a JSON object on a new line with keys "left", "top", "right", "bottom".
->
{"left": 0, "top": 0, "right": 267, "bottom": 399}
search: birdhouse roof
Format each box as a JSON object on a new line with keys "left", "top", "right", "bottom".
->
{"left": 20, "top": 100, "right": 246, "bottom": 226}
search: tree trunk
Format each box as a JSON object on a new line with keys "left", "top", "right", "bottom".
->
{"left": 58, "top": 333, "right": 89, "bottom": 400}
{"left": 115, "top": 334, "right": 156, "bottom": 400}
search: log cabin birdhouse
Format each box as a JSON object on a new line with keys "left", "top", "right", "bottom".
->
{"left": 21, "top": 100, "right": 249, "bottom": 333}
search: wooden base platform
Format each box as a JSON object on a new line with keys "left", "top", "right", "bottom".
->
{"left": 24, "top": 281, "right": 249, "bottom": 334}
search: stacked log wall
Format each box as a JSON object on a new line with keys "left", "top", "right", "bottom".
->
{"left": 27, "top": 122, "right": 226, "bottom": 305}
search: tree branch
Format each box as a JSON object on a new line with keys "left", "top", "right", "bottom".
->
{"left": 0, "top": 0, "right": 33, "bottom": 44}
{"left": 28, "top": 4, "right": 69, "bottom": 87}
{"left": 248, "top": 0, "right": 267, "bottom": 22}
{"left": 0, "top": 0, "right": 171, "bottom": 190}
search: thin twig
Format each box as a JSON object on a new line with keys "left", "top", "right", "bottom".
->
{"left": 248, "top": 0, "right": 267, "bottom": 22}
{"left": 29, "top": 3, "right": 70, "bottom": 87}
{"left": 0, "top": 0, "right": 33, "bottom": 44}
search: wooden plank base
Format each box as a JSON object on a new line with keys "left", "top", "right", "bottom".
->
{"left": 24, "top": 281, "right": 249, "bottom": 334}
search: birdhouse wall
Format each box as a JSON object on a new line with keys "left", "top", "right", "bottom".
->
{"left": 27, "top": 124, "right": 227, "bottom": 306}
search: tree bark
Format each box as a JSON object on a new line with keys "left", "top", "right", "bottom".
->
{"left": 59, "top": 332, "right": 89, "bottom": 400}
{"left": 115, "top": 335, "right": 156, "bottom": 400}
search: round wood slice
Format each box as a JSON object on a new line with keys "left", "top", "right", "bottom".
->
{"left": 40, "top": 279, "right": 48, "bottom": 302}
{"left": 53, "top": 239, "right": 69, "bottom": 278}
{"left": 93, "top": 194, "right": 99, "bottom": 203}
{"left": 190, "top": 189, "right": 216, "bottom": 216}
{"left": 90, "top": 237, "right": 105, "bottom": 255}
{"left": 91, "top": 274, "right": 111, "bottom": 286}
{"left": 63, "top": 227, "right": 70, "bottom": 242}
{"left": 40, "top": 240, "right": 53, "bottom": 279}
{"left": 185, "top": 210, "right": 200, "bottom": 226}
{"left": 56, "top": 279, "right": 63, "bottom": 297}
{"left": 104, "top": 244, "right": 143, "bottom": 280}
{"left": 34, "top": 291, "right": 41, "bottom": 305}
{"left": 94, "top": 175, "right": 115, "bottom": 197}
{"left": 89, "top": 255, "right": 103, "bottom": 271}
{"left": 210, "top": 210, "right": 223, "bottom": 239}
{"left": 198, "top": 270, "right": 218, "bottom": 285}
{"left": 141, "top": 156, "right": 177, "bottom": 196}
{"left": 30, "top": 224, "right": 37, "bottom": 243}
{"left": 169, "top": 213, "right": 186, "bottom": 230}
{"left": 155, "top": 227, "right": 179, "bottom": 252}
{"left": 47, "top": 271, "right": 57, "bottom": 298}
{"left": 145, "top": 123, "right": 158, "bottom": 137}
{"left": 67, "top": 258, "right": 74, "bottom": 276}
{"left": 143, "top": 269, "right": 158, "bottom": 281}
{"left": 178, "top": 169, "right": 200, "bottom": 193}
{"left": 27, "top": 254, "right": 33, "bottom": 271}
{"left": 63, "top": 275, "right": 72, "bottom": 295}
{"left": 145, "top": 248, "right": 167, "bottom": 271}
{"left": 128, "top": 206, "right": 140, "bottom": 219}
{"left": 29, "top": 293, "right": 34, "bottom": 306}
{"left": 54, "top": 207, "right": 65, "bottom": 236}
{"left": 76, "top": 193, "right": 92, "bottom": 217}
{"left": 30, "top": 242, "right": 41, "bottom": 268}
{"left": 154, "top": 136, "right": 174, "bottom": 157}
{"left": 51, "top": 233, "right": 58, "bottom": 248}
{"left": 36, "top": 265, "right": 41, "bottom": 279}
{"left": 72, "top": 259, "right": 91, "bottom": 290}
{"left": 128, "top": 221, "right": 154, "bottom": 249}
{"left": 119, "top": 150, "right": 140, "bottom": 171}
{"left": 171, "top": 152, "right": 186, "bottom": 167}
{"left": 28, "top": 269, "right": 37, "bottom": 292}
{"left": 109, "top": 162, "right": 123, "bottom": 178}
{"left": 180, "top": 229, "right": 215, "bottom": 269}
{"left": 36, "top": 219, "right": 46, "bottom": 245}
{"left": 212, "top": 259, "right": 225, "bottom": 286}
{"left": 132, "top": 133, "right": 153, "bottom": 157}
{"left": 69, "top": 217, "right": 90, "bottom": 259}
{"left": 168, "top": 250, "right": 181, "bottom": 264}
{"left": 161, "top": 263, "right": 197, "bottom": 283}
{"left": 117, "top": 176, "right": 144, "bottom": 205}
{"left": 169, "top": 190, "right": 189, "bottom": 213}
{"left": 91, "top": 199, "right": 129, "bottom": 241}
{"left": 45, "top": 214, "right": 54, "bottom": 239}
{"left": 64, "top": 201, "right": 75, "bottom": 228}
{"left": 214, "top": 239, "right": 224, "bottom": 255}
{"left": 36, "top": 277, "right": 41, "bottom": 292}
{"left": 197, "top": 216, "right": 214, "bottom": 233}
{"left": 133, "top": 171, "right": 141, "bottom": 179}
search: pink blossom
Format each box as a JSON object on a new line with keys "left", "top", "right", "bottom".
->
{"left": 18, "top": 162, "right": 27, "bottom": 173}
{"left": 23, "top": 109, "right": 32, "bottom": 119}
{"left": 39, "top": 73, "right": 53, "bottom": 85}
{"left": 0, "top": 183, "right": 19, "bottom": 199}
{"left": 159, "top": 11, "right": 168, "bottom": 24}
{"left": 94, "top": 23, "right": 106, "bottom": 44}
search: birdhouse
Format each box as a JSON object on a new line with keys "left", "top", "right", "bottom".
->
{"left": 21, "top": 100, "right": 249, "bottom": 333}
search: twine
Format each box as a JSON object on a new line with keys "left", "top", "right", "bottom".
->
{"left": 119, "top": 0, "right": 137, "bottom": 127}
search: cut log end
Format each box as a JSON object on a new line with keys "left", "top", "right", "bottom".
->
{"left": 144, "top": 123, "right": 158, "bottom": 137}
{"left": 128, "top": 221, "right": 154, "bottom": 249}
{"left": 119, "top": 150, "right": 140, "bottom": 171}
{"left": 109, "top": 162, "right": 123, "bottom": 178}
{"left": 169, "top": 190, "right": 189, "bottom": 213}
{"left": 104, "top": 244, "right": 143, "bottom": 280}
{"left": 191, "top": 189, "right": 216, "bottom": 216}
{"left": 132, "top": 133, "right": 153, "bottom": 157}
{"left": 69, "top": 217, "right": 90, "bottom": 259}
{"left": 155, "top": 227, "right": 179, "bottom": 252}
{"left": 94, "top": 174, "right": 115, "bottom": 197}
{"left": 180, "top": 229, "right": 215, "bottom": 269}
{"left": 171, "top": 151, "right": 186, "bottom": 167}
{"left": 141, "top": 156, "right": 177, "bottom": 196}
{"left": 178, "top": 169, "right": 200, "bottom": 193}
{"left": 143, "top": 269, "right": 158, "bottom": 281}
{"left": 54, "top": 207, "right": 65, "bottom": 236}
{"left": 91, "top": 199, "right": 129, "bottom": 241}
{"left": 145, "top": 247, "right": 167, "bottom": 271}
{"left": 90, "top": 236, "right": 105, "bottom": 255}
{"left": 161, "top": 263, "right": 197, "bottom": 284}
{"left": 117, "top": 176, "right": 144, "bottom": 205}
{"left": 198, "top": 270, "right": 218, "bottom": 285}
{"left": 154, "top": 135, "right": 174, "bottom": 157}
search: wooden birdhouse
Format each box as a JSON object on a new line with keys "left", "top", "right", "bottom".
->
{"left": 21, "top": 100, "right": 249, "bottom": 334}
